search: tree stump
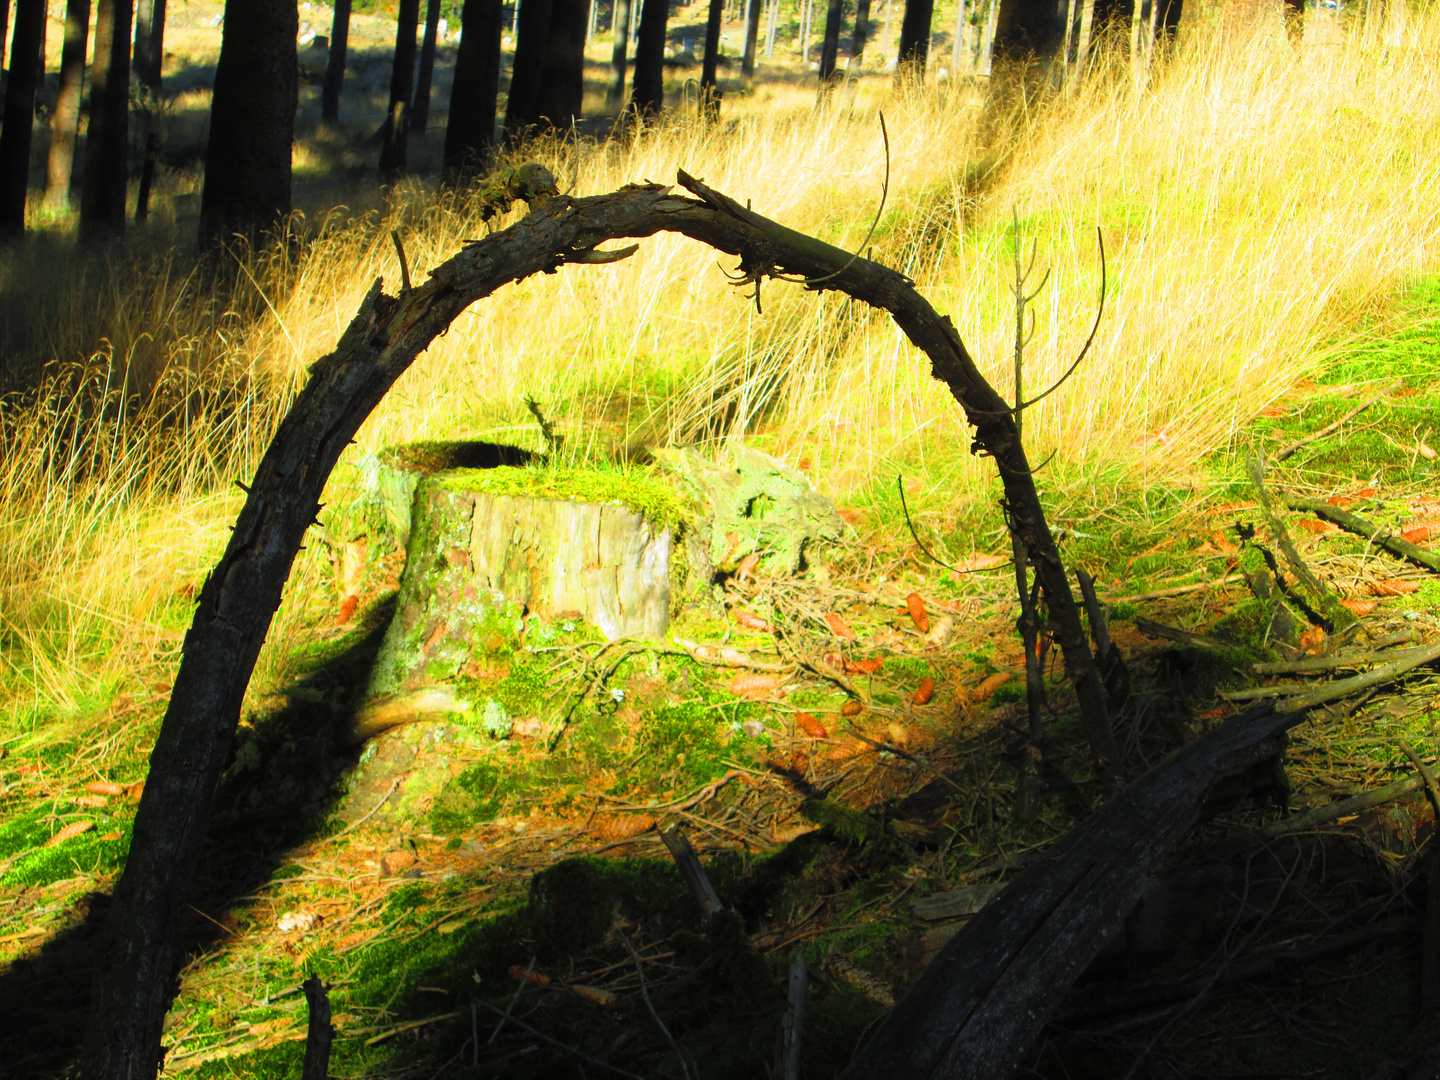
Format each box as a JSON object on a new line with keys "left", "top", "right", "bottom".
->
{"left": 366, "top": 466, "right": 679, "bottom": 708}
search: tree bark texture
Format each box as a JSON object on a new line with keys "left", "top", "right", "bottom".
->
{"left": 0, "top": 0, "right": 50, "bottom": 237}
{"left": 442, "top": 0, "right": 505, "bottom": 183}
{"left": 608, "top": 0, "right": 631, "bottom": 104}
{"left": 380, "top": 0, "right": 421, "bottom": 180}
{"left": 845, "top": 702, "right": 1300, "bottom": 1080}
{"left": 741, "top": 0, "right": 761, "bottom": 79}
{"left": 994, "top": 0, "right": 1067, "bottom": 62}
{"left": 198, "top": 0, "right": 297, "bottom": 251}
{"left": 409, "top": 0, "right": 443, "bottom": 135}
{"left": 321, "top": 0, "right": 352, "bottom": 122}
{"left": 630, "top": 0, "right": 667, "bottom": 117}
{"left": 895, "top": 0, "right": 933, "bottom": 79}
{"left": 503, "top": 0, "right": 554, "bottom": 140}
{"left": 78, "top": 167, "right": 1116, "bottom": 1079}
{"left": 45, "top": 0, "right": 91, "bottom": 209}
{"left": 817, "top": 0, "right": 843, "bottom": 81}
{"left": 78, "top": 0, "right": 132, "bottom": 243}
{"left": 700, "top": 0, "right": 723, "bottom": 100}
{"left": 533, "top": 0, "right": 588, "bottom": 133}
{"left": 851, "top": 0, "right": 871, "bottom": 60}
{"left": 132, "top": 0, "right": 164, "bottom": 88}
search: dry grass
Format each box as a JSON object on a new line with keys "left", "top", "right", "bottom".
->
{"left": 4, "top": 2, "right": 1440, "bottom": 737}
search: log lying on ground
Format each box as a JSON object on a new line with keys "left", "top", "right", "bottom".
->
{"left": 80, "top": 167, "right": 1112, "bottom": 1080}
{"left": 845, "top": 701, "right": 1299, "bottom": 1080}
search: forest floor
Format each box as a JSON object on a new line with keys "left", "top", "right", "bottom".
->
{"left": 0, "top": 287, "right": 1437, "bottom": 1079}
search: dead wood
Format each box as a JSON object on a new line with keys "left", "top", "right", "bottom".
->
{"left": 1254, "top": 636, "right": 1419, "bottom": 674}
{"left": 659, "top": 827, "right": 724, "bottom": 920}
{"left": 843, "top": 701, "right": 1304, "bottom": 1080}
{"left": 79, "top": 169, "right": 1117, "bottom": 1079}
{"left": 1134, "top": 616, "right": 1234, "bottom": 651}
{"left": 1273, "top": 388, "right": 1391, "bottom": 462}
{"left": 300, "top": 976, "right": 333, "bottom": 1080}
{"left": 1286, "top": 496, "right": 1440, "bottom": 574}
{"left": 1260, "top": 774, "right": 1424, "bottom": 837}
{"left": 1246, "top": 453, "right": 1344, "bottom": 627}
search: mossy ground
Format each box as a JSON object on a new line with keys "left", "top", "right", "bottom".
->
{"left": 3, "top": 287, "right": 1440, "bottom": 1078}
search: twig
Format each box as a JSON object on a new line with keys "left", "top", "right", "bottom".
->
{"left": 1260, "top": 774, "right": 1425, "bottom": 837}
{"left": 365, "top": 1010, "right": 461, "bottom": 1046}
{"left": 1402, "top": 744, "right": 1440, "bottom": 819}
{"left": 1274, "top": 388, "right": 1393, "bottom": 462}
{"left": 896, "top": 474, "right": 1010, "bottom": 575}
{"left": 1246, "top": 452, "right": 1332, "bottom": 617}
{"left": 474, "top": 1000, "right": 647, "bottom": 1079}
{"left": 319, "top": 777, "right": 401, "bottom": 844}
{"left": 1102, "top": 573, "right": 1243, "bottom": 604}
{"left": 487, "top": 956, "right": 535, "bottom": 1045}
{"left": 659, "top": 827, "right": 724, "bottom": 919}
{"left": 391, "top": 230, "right": 412, "bottom": 292}
{"left": 1254, "top": 639, "right": 1427, "bottom": 675}
{"left": 619, "top": 931, "right": 695, "bottom": 1080}
{"left": 1134, "top": 616, "right": 1234, "bottom": 651}
{"left": 780, "top": 947, "right": 808, "bottom": 1080}
{"left": 1275, "top": 642, "right": 1440, "bottom": 714}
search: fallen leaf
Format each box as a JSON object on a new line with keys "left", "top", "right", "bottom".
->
{"left": 824, "top": 613, "right": 858, "bottom": 639}
{"left": 1295, "top": 519, "right": 1338, "bottom": 535}
{"left": 1327, "top": 495, "right": 1353, "bottom": 508}
{"left": 509, "top": 965, "right": 550, "bottom": 987}
{"left": 1356, "top": 487, "right": 1378, "bottom": 498}
{"left": 45, "top": 821, "right": 93, "bottom": 847}
{"left": 912, "top": 677, "right": 936, "bottom": 705}
{"left": 1298, "top": 626, "right": 1326, "bottom": 651}
{"left": 98, "top": 831, "right": 123, "bottom": 841}
{"left": 1257, "top": 405, "right": 1288, "bottom": 418}
{"left": 972, "top": 672, "right": 1013, "bottom": 702}
{"left": 1338, "top": 598, "right": 1377, "bottom": 615}
{"left": 85, "top": 781, "right": 124, "bottom": 796}
{"left": 380, "top": 851, "right": 417, "bottom": 877}
{"left": 837, "top": 509, "right": 864, "bottom": 525}
{"left": 570, "top": 984, "right": 618, "bottom": 1007}
{"left": 730, "top": 672, "right": 784, "bottom": 699}
{"left": 795, "top": 712, "right": 829, "bottom": 739}
{"left": 126, "top": 780, "right": 144, "bottom": 801}
{"left": 843, "top": 657, "right": 884, "bottom": 675}
{"left": 1370, "top": 578, "right": 1421, "bottom": 596}
{"left": 1194, "top": 706, "right": 1231, "bottom": 721}
{"left": 841, "top": 700, "right": 864, "bottom": 717}
{"left": 337, "top": 594, "right": 360, "bottom": 625}
{"left": 1402, "top": 527, "right": 1432, "bottom": 545}
{"left": 732, "top": 610, "right": 773, "bottom": 632}
{"left": 1420, "top": 441, "right": 1437, "bottom": 461}
{"left": 736, "top": 552, "right": 761, "bottom": 580}
{"left": 906, "top": 592, "right": 930, "bottom": 633}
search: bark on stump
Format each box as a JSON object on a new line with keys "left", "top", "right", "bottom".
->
{"left": 367, "top": 470, "right": 674, "bottom": 709}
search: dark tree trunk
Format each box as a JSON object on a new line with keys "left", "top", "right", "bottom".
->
{"left": 442, "top": 0, "right": 504, "bottom": 183}
{"left": 993, "top": 0, "right": 1067, "bottom": 62}
{"left": 851, "top": 0, "right": 871, "bottom": 60}
{"left": 741, "top": 0, "right": 761, "bottom": 80}
{"left": 197, "top": 0, "right": 297, "bottom": 251}
{"left": 0, "top": 0, "right": 48, "bottom": 237}
{"left": 45, "top": 0, "right": 90, "bottom": 209}
{"left": 321, "top": 0, "right": 351, "bottom": 122}
{"left": 699, "top": 0, "right": 723, "bottom": 107}
{"left": 503, "top": 0, "right": 553, "bottom": 141}
{"left": 533, "top": 0, "right": 587, "bottom": 132}
{"left": 608, "top": 0, "right": 631, "bottom": 105}
{"left": 410, "top": 0, "right": 442, "bottom": 135}
{"left": 894, "top": 0, "right": 933, "bottom": 79}
{"left": 132, "top": 0, "right": 165, "bottom": 88}
{"left": 78, "top": 0, "right": 132, "bottom": 243}
{"left": 630, "top": 0, "right": 667, "bottom": 117}
{"left": 380, "top": 0, "right": 421, "bottom": 181}
{"left": 817, "top": 0, "right": 843, "bottom": 81}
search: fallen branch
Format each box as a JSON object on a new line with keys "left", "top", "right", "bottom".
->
{"left": 1274, "top": 642, "right": 1440, "bottom": 714}
{"left": 1274, "top": 389, "right": 1392, "bottom": 462}
{"left": 1261, "top": 773, "right": 1425, "bottom": 837}
{"left": 1286, "top": 497, "right": 1440, "bottom": 574}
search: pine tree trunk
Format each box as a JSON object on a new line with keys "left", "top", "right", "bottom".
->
{"left": 78, "top": 0, "right": 131, "bottom": 243}
{"left": 503, "top": 0, "right": 553, "bottom": 140}
{"left": 132, "top": 0, "right": 164, "bottom": 88}
{"left": 380, "top": 0, "right": 421, "bottom": 181}
{"left": 409, "top": 0, "right": 442, "bottom": 135}
{"left": 895, "top": 0, "right": 933, "bottom": 81}
{"left": 765, "top": 0, "right": 777, "bottom": 58}
{"left": 608, "top": 0, "right": 629, "bottom": 104}
{"left": 699, "top": 0, "right": 723, "bottom": 112}
{"left": 741, "top": 0, "right": 760, "bottom": 80}
{"left": 817, "top": 0, "right": 843, "bottom": 82}
{"left": 321, "top": 0, "right": 351, "bottom": 122}
{"left": 951, "top": 0, "right": 967, "bottom": 73}
{"left": 1073, "top": 0, "right": 1093, "bottom": 76}
{"left": 0, "top": 0, "right": 48, "bottom": 238}
{"left": 533, "top": 0, "right": 587, "bottom": 132}
{"left": 44, "top": 0, "right": 89, "bottom": 209}
{"left": 851, "top": 0, "right": 871, "bottom": 62}
{"left": 442, "top": 0, "right": 504, "bottom": 182}
{"left": 197, "top": 0, "right": 297, "bottom": 251}
{"left": 630, "top": 0, "right": 667, "bottom": 118}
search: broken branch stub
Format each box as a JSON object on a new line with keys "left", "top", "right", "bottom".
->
{"left": 80, "top": 168, "right": 1112, "bottom": 1080}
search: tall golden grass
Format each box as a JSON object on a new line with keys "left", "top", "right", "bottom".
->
{"left": 3, "top": 3, "right": 1439, "bottom": 736}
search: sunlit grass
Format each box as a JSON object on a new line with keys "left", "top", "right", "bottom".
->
{"left": 4, "top": 2, "right": 1440, "bottom": 738}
